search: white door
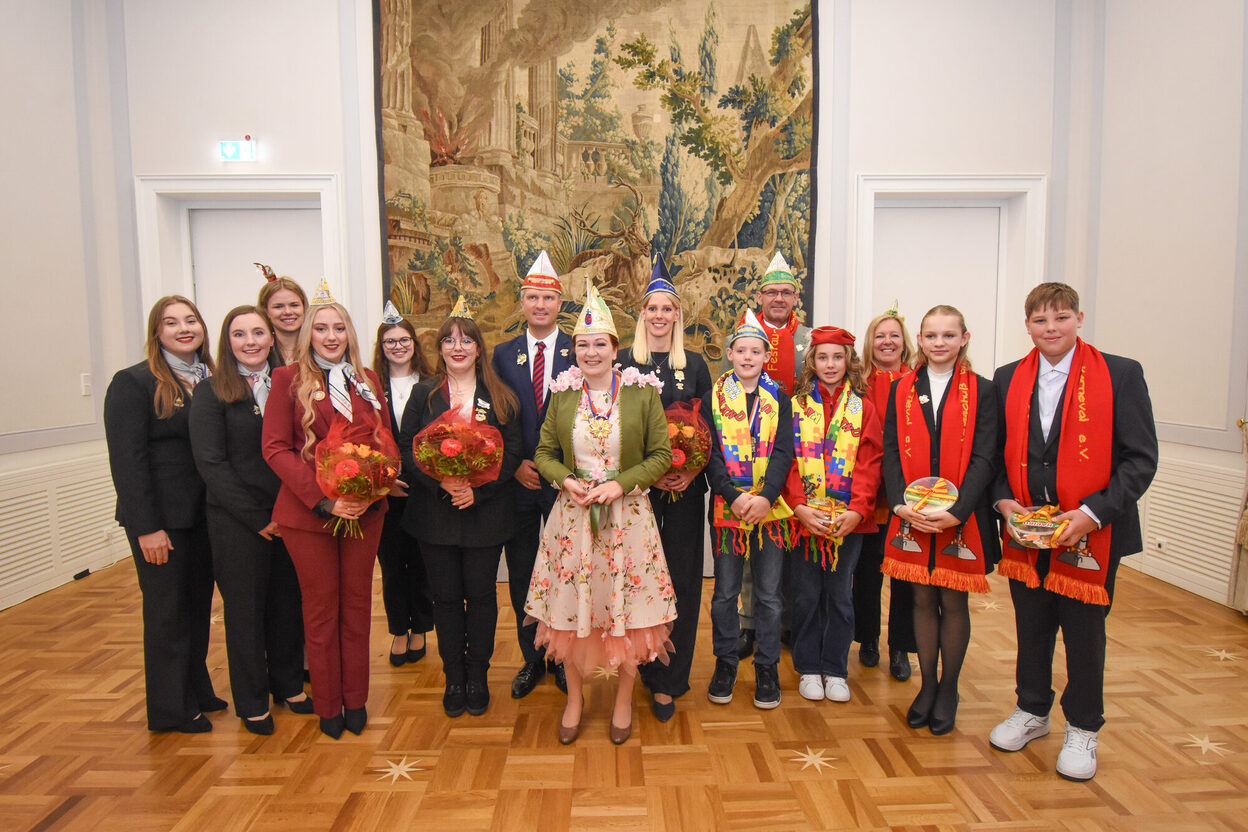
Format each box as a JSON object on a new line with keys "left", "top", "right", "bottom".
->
{"left": 871, "top": 205, "right": 1002, "bottom": 374}
{"left": 188, "top": 207, "right": 324, "bottom": 338}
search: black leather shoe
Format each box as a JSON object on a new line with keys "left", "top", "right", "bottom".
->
{"left": 511, "top": 660, "right": 546, "bottom": 699}
{"left": 650, "top": 694, "right": 676, "bottom": 723}
{"left": 319, "top": 714, "right": 345, "bottom": 739}
{"left": 889, "top": 650, "right": 912, "bottom": 681}
{"left": 859, "top": 641, "right": 880, "bottom": 668}
{"left": 444, "top": 684, "right": 467, "bottom": 717}
{"left": 406, "top": 645, "right": 426, "bottom": 663}
{"left": 906, "top": 702, "right": 930, "bottom": 729}
{"left": 928, "top": 694, "right": 959, "bottom": 736}
{"left": 200, "top": 695, "right": 228, "bottom": 713}
{"left": 466, "top": 681, "right": 490, "bottom": 716}
{"left": 344, "top": 706, "right": 367, "bottom": 735}
{"left": 242, "top": 714, "right": 275, "bottom": 735}
{"left": 162, "top": 713, "right": 211, "bottom": 734}
{"left": 549, "top": 660, "right": 567, "bottom": 694}
{"left": 388, "top": 649, "right": 407, "bottom": 667}
{"left": 736, "top": 629, "right": 755, "bottom": 660}
{"left": 275, "top": 694, "right": 315, "bottom": 715}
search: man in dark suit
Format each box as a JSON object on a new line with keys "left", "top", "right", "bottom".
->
{"left": 491, "top": 251, "right": 574, "bottom": 697}
{"left": 988, "top": 282, "right": 1157, "bottom": 782}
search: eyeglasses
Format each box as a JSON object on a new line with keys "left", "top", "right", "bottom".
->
{"left": 761, "top": 289, "right": 797, "bottom": 300}
{"left": 382, "top": 337, "right": 413, "bottom": 348}
{"left": 439, "top": 337, "right": 477, "bottom": 348}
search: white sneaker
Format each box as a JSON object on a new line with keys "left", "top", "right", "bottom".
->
{"left": 798, "top": 674, "right": 824, "bottom": 701}
{"left": 1056, "top": 725, "right": 1098, "bottom": 781}
{"left": 989, "top": 708, "right": 1051, "bottom": 751}
{"left": 823, "top": 676, "right": 851, "bottom": 702}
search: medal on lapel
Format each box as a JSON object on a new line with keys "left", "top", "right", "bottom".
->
{"left": 314, "top": 389, "right": 326, "bottom": 401}
{"left": 517, "top": 353, "right": 527, "bottom": 366}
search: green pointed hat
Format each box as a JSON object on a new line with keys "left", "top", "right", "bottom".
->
{"left": 759, "top": 251, "right": 797, "bottom": 289}
{"left": 572, "top": 276, "right": 617, "bottom": 338}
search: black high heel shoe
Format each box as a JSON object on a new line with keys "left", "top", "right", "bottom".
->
{"left": 344, "top": 706, "right": 367, "bottom": 735}
{"left": 906, "top": 690, "right": 934, "bottom": 729}
{"left": 928, "top": 694, "right": 959, "bottom": 736}
{"left": 406, "top": 633, "right": 427, "bottom": 664}
{"left": 242, "top": 714, "right": 275, "bottom": 736}
{"left": 275, "top": 694, "right": 315, "bottom": 715}
{"left": 319, "top": 714, "right": 345, "bottom": 739}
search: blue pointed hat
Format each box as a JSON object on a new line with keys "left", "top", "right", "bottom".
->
{"left": 643, "top": 253, "right": 678, "bottom": 300}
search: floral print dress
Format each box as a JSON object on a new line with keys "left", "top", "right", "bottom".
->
{"left": 525, "top": 387, "right": 676, "bottom": 673}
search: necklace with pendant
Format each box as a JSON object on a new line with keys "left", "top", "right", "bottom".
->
{"left": 583, "top": 373, "right": 619, "bottom": 440}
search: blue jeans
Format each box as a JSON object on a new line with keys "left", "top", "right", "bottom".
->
{"left": 711, "top": 531, "right": 784, "bottom": 667}
{"left": 790, "top": 534, "right": 863, "bottom": 678}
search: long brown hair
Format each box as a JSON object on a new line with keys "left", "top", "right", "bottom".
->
{"left": 429, "top": 317, "right": 518, "bottom": 424}
{"left": 917, "top": 304, "right": 974, "bottom": 372}
{"left": 211, "top": 306, "right": 274, "bottom": 404}
{"left": 793, "top": 341, "right": 867, "bottom": 399}
{"left": 372, "top": 317, "right": 434, "bottom": 395}
{"left": 290, "top": 303, "right": 382, "bottom": 460}
{"left": 145, "top": 295, "right": 215, "bottom": 419}
{"left": 861, "top": 311, "right": 916, "bottom": 372}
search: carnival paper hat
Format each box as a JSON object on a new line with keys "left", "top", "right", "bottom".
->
{"left": 521, "top": 250, "right": 563, "bottom": 295}
{"left": 449, "top": 294, "right": 475, "bottom": 320}
{"left": 380, "top": 300, "right": 403, "bottom": 326}
{"left": 572, "top": 276, "right": 617, "bottom": 338}
{"left": 254, "top": 262, "right": 277, "bottom": 282}
{"left": 759, "top": 251, "right": 797, "bottom": 288}
{"left": 728, "top": 308, "right": 769, "bottom": 346}
{"left": 309, "top": 277, "right": 337, "bottom": 306}
{"left": 643, "top": 253, "right": 678, "bottom": 300}
{"left": 884, "top": 298, "right": 904, "bottom": 322}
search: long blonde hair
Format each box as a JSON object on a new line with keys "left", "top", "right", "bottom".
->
{"left": 861, "top": 311, "right": 916, "bottom": 372}
{"left": 630, "top": 290, "right": 687, "bottom": 370}
{"left": 290, "top": 303, "right": 381, "bottom": 460}
{"left": 917, "top": 304, "right": 974, "bottom": 372}
{"left": 145, "top": 295, "right": 215, "bottom": 419}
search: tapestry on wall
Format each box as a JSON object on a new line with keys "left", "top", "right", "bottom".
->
{"left": 377, "top": 0, "right": 815, "bottom": 366}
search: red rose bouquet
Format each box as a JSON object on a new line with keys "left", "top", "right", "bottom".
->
{"left": 315, "top": 419, "right": 401, "bottom": 538}
{"left": 412, "top": 405, "right": 504, "bottom": 487}
{"left": 663, "top": 399, "right": 711, "bottom": 499}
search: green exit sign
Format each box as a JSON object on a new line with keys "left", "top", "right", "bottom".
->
{"left": 218, "top": 139, "right": 255, "bottom": 162}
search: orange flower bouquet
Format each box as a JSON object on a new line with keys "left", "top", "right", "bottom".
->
{"left": 412, "top": 406, "right": 504, "bottom": 487}
{"left": 663, "top": 399, "right": 711, "bottom": 499}
{"left": 315, "top": 421, "right": 400, "bottom": 538}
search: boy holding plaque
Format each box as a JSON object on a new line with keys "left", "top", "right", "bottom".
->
{"left": 703, "top": 311, "right": 795, "bottom": 710}
{"left": 782, "top": 327, "right": 883, "bottom": 704}
{"left": 989, "top": 283, "right": 1157, "bottom": 782}
{"left": 882, "top": 305, "right": 999, "bottom": 736}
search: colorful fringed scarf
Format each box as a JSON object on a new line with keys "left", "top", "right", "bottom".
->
{"left": 791, "top": 382, "right": 863, "bottom": 570}
{"left": 882, "top": 366, "right": 990, "bottom": 593}
{"left": 710, "top": 370, "right": 793, "bottom": 556}
{"left": 999, "top": 339, "right": 1114, "bottom": 605}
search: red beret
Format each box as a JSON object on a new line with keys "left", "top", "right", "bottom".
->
{"left": 809, "top": 326, "right": 856, "bottom": 346}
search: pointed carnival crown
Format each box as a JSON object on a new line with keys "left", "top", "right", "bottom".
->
{"left": 309, "top": 277, "right": 337, "bottom": 306}
{"left": 572, "top": 275, "right": 617, "bottom": 338}
{"left": 254, "top": 262, "right": 277, "bottom": 282}
{"left": 884, "top": 298, "right": 904, "bottom": 322}
{"left": 380, "top": 300, "right": 404, "bottom": 326}
{"left": 729, "top": 308, "right": 769, "bottom": 346}
{"left": 759, "top": 251, "right": 797, "bottom": 289}
{"left": 449, "top": 294, "right": 475, "bottom": 320}
{"left": 520, "top": 250, "right": 563, "bottom": 295}
{"left": 643, "top": 252, "right": 678, "bottom": 300}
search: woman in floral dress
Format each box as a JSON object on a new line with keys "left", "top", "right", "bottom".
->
{"left": 525, "top": 278, "right": 676, "bottom": 745}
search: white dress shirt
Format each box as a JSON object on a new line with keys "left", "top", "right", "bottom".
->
{"left": 526, "top": 328, "right": 558, "bottom": 402}
{"left": 389, "top": 372, "right": 418, "bottom": 432}
{"left": 1038, "top": 348, "right": 1074, "bottom": 441}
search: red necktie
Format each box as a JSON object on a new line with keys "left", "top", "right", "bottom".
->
{"left": 532, "top": 341, "right": 546, "bottom": 407}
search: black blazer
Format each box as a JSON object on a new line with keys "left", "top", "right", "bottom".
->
{"left": 618, "top": 347, "right": 714, "bottom": 499}
{"left": 992, "top": 351, "right": 1157, "bottom": 562}
{"left": 491, "top": 329, "right": 575, "bottom": 459}
{"left": 188, "top": 380, "right": 281, "bottom": 534}
{"left": 397, "top": 379, "right": 523, "bottom": 547}
{"left": 103, "top": 361, "right": 207, "bottom": 536}
{"left": 882, "top": 366, "right": 1001, "bottom": 563}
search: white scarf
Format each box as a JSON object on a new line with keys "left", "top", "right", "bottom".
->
{"left": 313, "top": 353, "right": 381, "bottom": 421}
{"left": 239, "top": 366, "right": 271, "bottom": 416}
{"left": 162, "top": 348, "right": 210, "bottom": 388}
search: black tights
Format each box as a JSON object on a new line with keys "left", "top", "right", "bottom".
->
{"left": 910, "top": 584, "right": 969, "bottom": 722}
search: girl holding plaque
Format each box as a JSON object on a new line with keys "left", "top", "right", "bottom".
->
{"left": 782, "top": 327, "right": 883, "bottom": 704}
{"left": 881, "top": 305, "right": 999, "bottom": 735}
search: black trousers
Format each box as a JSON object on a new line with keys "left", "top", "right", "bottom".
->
{"left": 639, "top": 488, "right": 706, "bottom": 699}
{"left": 852, "top": 526, "right": 917, "bottom": 652}
{"left": 205, "top": 505, "right": 305, "bottom": 718}
{"left": 127, "top": 522, "right": 217, "bottom": 730}
{"left": 423, "top": 542, "right": 501, "bottom": 686}
{"left": 376, "top": 499, "right": 433, "bottom": 637}
{"left": 503, "top": 484, "right": 553, "bottom": 665}
{"left": 1008, "top": 556, "right": 1119, "bottom": 732}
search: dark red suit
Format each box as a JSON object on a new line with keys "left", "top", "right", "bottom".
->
{"left": 262, "top": 365, "right": 389, "bottom": 718}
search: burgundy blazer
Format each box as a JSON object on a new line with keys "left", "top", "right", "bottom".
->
{"left": 262, "top": 364, "right": 391, "bottom": 533}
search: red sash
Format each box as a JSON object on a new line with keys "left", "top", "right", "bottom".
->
{"left": 1000, "top": 339, "right": 1114, "bottom": 605}
{"left": 761, "top": 312, "right": 801, "bottom": 395}
{"left": 882, "top": 367, "right": 989, "bottom": 593}
{"left": 868, "top": 368, "right": 911, "bottom": 524}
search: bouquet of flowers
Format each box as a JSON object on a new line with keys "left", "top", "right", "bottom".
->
{"left": 412, "top": 405, "right": 504, "bottom": 487}
{"left": 315, "top": 419, "right": 401, "bottom": 538}
{"left": 662, "top": 399, "right": 711, "bottom": 499}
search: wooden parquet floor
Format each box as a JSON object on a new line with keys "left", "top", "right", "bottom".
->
{"left": 1, "top": 563, "right": 1247, "bottom": 832}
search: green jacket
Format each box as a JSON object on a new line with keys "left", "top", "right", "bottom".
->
{"left": 535, "top": 382, "right": 672, "bottom": 496}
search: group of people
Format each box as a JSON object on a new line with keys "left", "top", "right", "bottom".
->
{"left": 104, "top": 250, "right": 1156, "bottom": 783}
